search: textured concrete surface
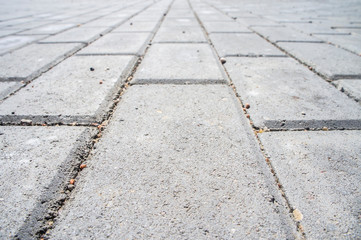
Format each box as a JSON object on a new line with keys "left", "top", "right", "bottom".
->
{"left": 50, "top": 85, "right": 295, "bottom": 239}
{"left": 259, "top": 131, "right": 361, "bottom": 239}
{"left": 0, "top": 0, "right": 360, "bottom": 239}
{"left": 0, "top": 126, "right": 93, "bottom": 239}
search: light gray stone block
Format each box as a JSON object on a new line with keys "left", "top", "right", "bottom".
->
{"left": 39, "top": 26, "right": 108, "bottom": 43}
{"left": 161, "top": 18, "right": 199, "bottom": 28}
{"left": 49, "top": 85, "right": 295, "bottom": 239}
{"left": 153, "top": 26, "right": 206, "bottom": 43}
{"left": 77, "top": 32, "right": 151, "bottom": 56}
{"left": 259, "top": 131, "right": 361, "bottom": 239}
{"left": 0, "top": 55, "right": 136, "bottom": 124}
{"left": 0, "top": 126, "right": 94, "bottom": 239}
{"left": 210, "top": 33, "right": 286, "bottom": 57}
{"left": 113, "top": 21, "right": 159, "bottom": 32}
{"left": 0, "top": 82, "right": 22, "bottom": 100}
{"left": 313, "top": 33, "right": 361, "bottom": 55}
{"left": 19, "top": 23, "right": 75, "bottom": 35}
{"left": 333, "top": 79, "right": 361, "bottom": 103}
{"left": 0, "top": 43, "right": 82, "bottom": 81}
{"left": 133, "top": 43, "right": 225, "bottom": 84}
{"left": 251, "top": 26, "right": 322, "bottom": 42}
{"left": 203, "top": 21, "right": 251, "bottom": 33}
{"left": 277, "top": 42, "right": 361, "bottom": 79}
{"left": 224, "top": 57, "right": 361, "bottom": 129}
{"left": 0, "top": 35, "right": 45, "bottom": 55}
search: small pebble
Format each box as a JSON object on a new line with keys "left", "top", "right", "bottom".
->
{"left": 69, "top": 179, "right": 75, "bottom": 185}
{"left": 246, "top": 114, "right": 250, "bottom": 118}
{"left": 220, "top": 57, "right": 226, "bottom": 64}
{"left": 245, "top": 103, "right": 251, "bottom": 109}
{"left": 80, "top": 164, "right": 87, "bottom": 169}
{"left": 90, "top": 67, "right": 95, "bottom": 71}
{"left": 301, "top": 112, "right": 306, "bottom": 115}
{"left": 99, "top": 80, "right": 103, "bottom": 84}
{"left": 322, "top": 126, "right": 328, "bottom": 131}
{"left": 20, "top": 119, "right": 32, "bottom": 125}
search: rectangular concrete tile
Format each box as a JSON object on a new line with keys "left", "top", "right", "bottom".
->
{"left": 0, "top": 43, "right": 82, "bottom": 81}
{"left": 153, "top": 26, "right": 206, "bottom": 43}
{"left": 133, "top": 43, "right": 225, "bottom": 84}
{"left": 0, "top": 126, "right": 94, "bottom": 239}
{"left": 203, "top": 21, "right": 251, "bottom": 33}
{"left": 161, "top": 18, "right": 200, "bottom": 28}
{"left": 312, "top": 33, "right": 361, "bottom": 55}
{"left": 80, "top": 17, "right": 124, "bottom": 28}
{"left": 0, "top": 55, "right": 135, "bottom": 124}
{"left": 49, "top": 85, "right": 295, "bottom": 239}
{"left": 210, "top": 33, "right": 286, "bottom": 57}
{"left": 113, "top": 21, "right": 159, "bottom": 32}
{"left": 259, "top": 131, "right": 361, "bottom": 239}
{"left": 19, "top": 23, "right": 75, "bottom": 35}
{"left": 277, "top": 42, "right": 361, "bottom": 79}
{"left": 39, "top": 26, "right": 108, "bottom": 43}
{"left": 224, "top": 57, "right": 361, "bottom": 129}
{"left": 333, "top": 79, "right": 361, "bottom": 103}
{"left": 0, "top": 81, "right": 22, "bottom": 100}
{"left": 0, "top": 35, "right": 46, "bottom": 55}
{"left": 77, "top": 32, "right": 152, "bottom": 56}
{"left": 251, "top": 26, "right": 322, "bottom": 42}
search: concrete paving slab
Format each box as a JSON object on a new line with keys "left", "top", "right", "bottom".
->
{"left": 77, "top": 32, "right": 151, "bottom": 56}
{"left": 333, "top": 79, "right": 361, "bottom": 103}
{"left": 0, "top": 81, "right": 22, "bottom": 100}
{"left": 312, "top": 33, "right": 361, "bottom": 55}
{"left": 0, "top": 35, "right": 45, "bottom": 55}
{"left": 210, "top": 33, "right": 286, "bottom": 57}
{"left": 0, "top": 126, "right": 94, "bottom": 239}
{"left": 133, "top": 43, "right": 225, "bottom": 84}
{"left": 39, "top": 27, "right": 108, "bottom": 43}
{"left": 161, "top": 18, "right": 199, "bottom": 28}
{"left": 203, "top": 21, "right": 251, "bottom": 33}
{"left": 153, "top": 26, "right": 206, "bottom": 43}
{"left": 251, "top": 26, "right": 322, "bottom": 42}
{"left": 49, "top": 85, "right": 295, "bottom": 239}
{"left": 0, "top": 55, "right": 135, "bottom": 124}
{"left": 225, "top": 57, "right": 361, "bottom": 129}
{"left": 277, "top": 42, "right": 361, "bottom": 79}
{"left": 0, "top": 43, "right": 82, "bottom": 81}
{"left": 113, "top": 21, "right": 159, "bottom": 32}
{"left": 80, "top": 18, "right": 124, "bottom": 28}
{"left": 19, "top": 23, "right": 75, "bottom": 35}
{"left": 259, "top": 131, "right": 361, "bottom": 239}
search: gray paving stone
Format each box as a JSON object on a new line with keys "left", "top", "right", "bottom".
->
{"left": 210, "top": 33, "right": 286, "bottom": 57}
{"left": 225, "top": 57, "right": 361, "bottom": 129}
{"left": 49, "top": 85, "right": 295, "bottom": 239}
{"left": 161, "top": 17, "right": 200, "bottom": 28}
{"left": 80, "top": 17, "right": 124, "bottom": 28}
{"left": 0, "top": 126, "right": 94, "bottom": 239}
{"left": 133, "top": 43, "right": 225, "bottom": 84}
{"left": 277, "top": 42, "right": 361, "bottom": 79}
{"left": 0, "top": 81, "right": 22, "bottom": 100}
{"left": 333, "top": 79, "right": 361, "bottom": 103}
{"left": 0, "top": 55, "right": 135, "bottom": 124}
{"left": 113, "top": 21, "right": 159, "bottom": 32}
{"left": 77, "top": 32, "right": 151, "bottom": 56}
{"left": 251, "top": 26, "right": 322, "bottom": 42}
{"left": 259, "top": 131, "right": 361, "bottom": 239}
{"left": 0, "top": 35, "right": 45, "bottom": 55}
{"left": 153, "top": 26, "right": 206, "bottom": 43}
{"left": 0, "top": 43, "right": 82, "bottom": 81}
{"left": 0, "top": 29, "right": 22, "bottom": 37}
{"left": 19, "top": 23, "right": 75, "bottom": 35}
{"left": 39, "top": 26, "right": 108, "bottom": 43}
{"left": 203, "top": 21, "right": 251, "bottom": 33}
{"left": 312, "top": 33, "right": 361, "bottom": 55}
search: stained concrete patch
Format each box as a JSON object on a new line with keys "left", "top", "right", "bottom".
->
{"left": 49, "top": 85, "right": 295, "bottom": 239}
{"left": 210, "top": 33, "right": 286, "bottom": 57}
{"left": 277, "top": 42, "right": 361, "bottom": 79}
{"left": 0, "top": 55, "right": 136, "bottom": 124}
{"left": 133, "top": 43, "right": 225, "bottom": 84}
{"left": 0, "top": 126, "right": 94, "bottom": 239}
{"left": 0, "top": 43, "right": 83, "bottom": 81}
{"left": 224, "top": 57, "right": 361, "bottom": 129}
{"left": 259, "top": 131, "right": 361, "bottom": 239}
{"left": 77, "top": 32, "right": 152, "bottom": 56}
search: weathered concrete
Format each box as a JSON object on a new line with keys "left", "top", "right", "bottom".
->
{"left": 277, "top": 42, "right": 361, "bottom": 79}
{"left": 19, "top": 23, "right": 75, "bottom": 35}
{"left": 259, "top": 131, "right": 361, "bottom": 239}
{"left": 77, "top": 32, "right": 152, "bottom": 56}
{"left": 0, "top": 55, "right": 136, "bottom": 124}
{"left": 49, "top": 85, "right": 295, "bottom": 239}
{"left": 153, "top": 26, "right": 206, "bottom": 43}
{"left": 0, "top": 43, "right": 82, "bottom": 81}
{"left": 0, "top": 82, "right": 22, "bottom": 100}
{"left": 251, "top": 26, "right": 322, "bottom": 42}
{"left": 210, "top": 33, "right": 286, "bottom": 57}
{"left": 203, "top": 21, "right": 251, "bottom": 33}
{"left": 224, "top": 57, "right": 361, "bottom": 129}
{"left": 133, "top": 43, "right": 225, "bottom": 84}
{"left": 333, "top": 79, "right": 361, "bottom": 103}
{"left": 0, "top": 126, "right": 94, "bottom": 239}
{"left": 0, "top": 35, "right": 46, "bottom": 55}
{"left": 39, "top": 27, "right": 108, "bottom": 43}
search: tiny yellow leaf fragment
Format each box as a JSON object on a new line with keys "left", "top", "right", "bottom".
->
{"left": 293, "top": 209, "right": 303, "bottom": 221}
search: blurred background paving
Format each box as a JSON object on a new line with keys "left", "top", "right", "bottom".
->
{"left": 0, "top": 0, "right": 360, "bottom": 239}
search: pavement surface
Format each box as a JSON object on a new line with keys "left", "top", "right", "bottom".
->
{"left": 0, "top": 0, "right": 360, "bottom": 239}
